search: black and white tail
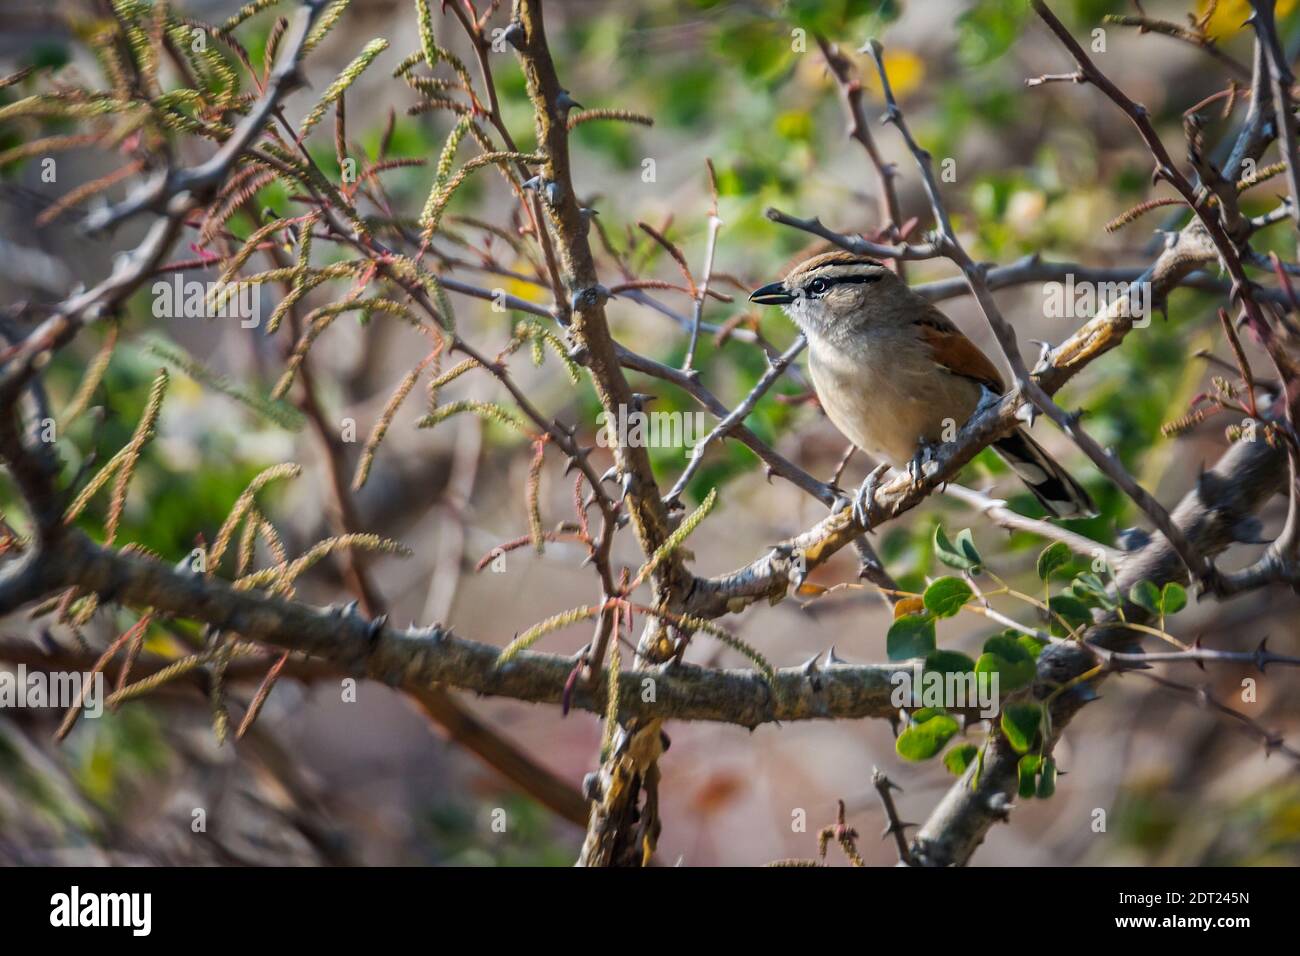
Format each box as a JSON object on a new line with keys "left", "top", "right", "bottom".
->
{"left": 993, "top": 429, "right": 1096, "bottom": 519}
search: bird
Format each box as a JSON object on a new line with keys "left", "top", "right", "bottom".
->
{"left": 749, "top": 250, "right": 1095, "bottom": 526}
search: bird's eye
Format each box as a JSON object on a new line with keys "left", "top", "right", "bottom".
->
{"left": 808, "top": 278, "right": 829, "bottom": 296}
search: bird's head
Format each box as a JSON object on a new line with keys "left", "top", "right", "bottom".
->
{"left": 749, "top": 251, "right": 898, "bottom": 339}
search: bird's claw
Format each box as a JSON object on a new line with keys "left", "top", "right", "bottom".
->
{"left": 851, "top": 463, "right": 890, "bottom": 530}
{"left": 906, "top": 439, "right": 940, "bottom": 483}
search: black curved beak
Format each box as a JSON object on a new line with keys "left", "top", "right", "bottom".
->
{"left": 749, "top": 281, "right": 794, "bottom": 305}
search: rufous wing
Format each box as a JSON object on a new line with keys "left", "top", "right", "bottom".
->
{"left": 915, "top": 308, "right": 1004, "bottom": 393}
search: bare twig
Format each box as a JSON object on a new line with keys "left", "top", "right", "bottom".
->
{"left": 1103, "top": 14, "right": 1251, "bottom": 82}
{"left": 814, "top": 35, "right": 907, "bottom": 279}
{"left": 871, "top": 767, "right": 914, "bottom": 866}
{"left": 942, "top": 483, "right": 1121, "bottom": 567}
{"left": 684, "top": 162, "right": 721, "bottom": 371}
{"left": 662, "top": 336, "right": 807, "bottom": 507}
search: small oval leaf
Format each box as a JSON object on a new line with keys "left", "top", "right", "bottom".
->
{"left": 1160, "top": 582, "right": 1187, "bottom": 616}
{"left": 1071, "top": 572, "right": 1116, "bottom": 610}
{"left": 983, "top": 634, "right": 1032, "bottom": 663}
{"left": 923, "top": 576, "right": 973, "bottom": 618}
{"left": 1037, "top": 757, "right": 1057, "bottom": 798}
{"left": 1047, "top": 594, "right": 1092, "bottom": 636}
{"left": 1000, "top": 702, "right": 1042, "bottom": 754}
{"left": 943, "top": 743, "right": 979, "bottom": 776}
{"left": 895, "top": 712, "right": 960, "bottom": 761}
{"left": 933, "top": 525, "right": 982, "bottom": 572}
{"left": 886, "top": 613, "right": 937, "bottom": 661}
{"left": 925, "top": 649, "right": 976, "bottom": 676}
{"left": 1018, "top": 753, "right": 1042, "bottom": 798}
{"left": 1128, "top": 579, "right": 1161, "bottom": 615}
{"left": 1036, "top": 541, "right": 1071, "bottom": 581}
{"left": 975, "top": 651, "right": 1035, "bottom": 692}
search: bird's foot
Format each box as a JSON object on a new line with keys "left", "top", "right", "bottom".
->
{"left": 906, "top": 439, "right": 941, "bottom": 484}
{"left": 850, "top": 463, "right": 890, "bottom": 530}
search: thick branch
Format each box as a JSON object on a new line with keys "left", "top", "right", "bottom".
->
{"left": 510, "top": 0, "right": 677, "bottom": 582}
{"left": 0, "top": 532, "right": 913, "bottom": 727}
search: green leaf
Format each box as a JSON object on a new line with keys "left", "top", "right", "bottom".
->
{"left": 975, "top": 653, "right": 1034, "bottom": 692}
{"left": 895, "top": 712, "right": 960, "bottom": 761}
{"left": 1018, "top": 754, "right": 1042, "bottom": 798}
{"left": 975, "top": 633, "right": 1036, "bottom": 691}
{"left": 1036, "top": 541, "right": 1071, "bottom": 581}
{"left": 1017, "top": 634, "right": 1049, "bottom": 660}
{"left": 925, "top": 650, "right": 976, "bottom": 676}
{"left": 957, "top": 0, "right": 1028, "bottom": 67}
{"left": 1036, "top": 757, "right": 1057, "bottom": 799}
{"left": 1160, "top": 582, "right": 1187, "bottom": 616}
{"left": 943, "top": 743, "right": 979, "bottom": 776}
{"left": 923, "top": 576, "right": 973, "bottom": 618}
{"left": 954, "top": 529, "right": 982, "bottom": 570}
{"left": 1000, "top": 703, "right": 1042, "bottom": 754}
{"left": 983, "top": 634, "right": 1032, "bottom": 663}
{"left": 1071, "top": 572, "right": 1116, "bottom": 610}
{"left": 910, "top": 707, "right": 947, "bottom": 723}
{"left": 1047, "top": 594, "right": 1092, "bottom": 636}
{"left": 933, "top": 525, "right": 982, "bottom": 573}
{"left": 886, "top": 614, "right": 936, "bottom": 661}
{"left": 785, "top": 0, "right": 901, "bottom": 32}
{"left": 1128, "top": 580, "right": 1161, "bottom": 615}
{"left": 909, "top": 707, "right": 951, "bottom": 723}
{"left": 713, "top": 20, "right": 794, "bottom": 81}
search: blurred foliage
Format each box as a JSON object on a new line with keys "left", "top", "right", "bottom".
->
{"left": 67, "top": 706, "right": 170, "bottom": 812}
{"left": 1114, "top": 778, "right": 1300, "bottom": 865}
{"left": 420, "top": 793, "right": 575, "bottom": 866}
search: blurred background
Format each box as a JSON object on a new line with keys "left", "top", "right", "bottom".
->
{"left": 1, "top": 0, "right": 1299, "bottom": 866}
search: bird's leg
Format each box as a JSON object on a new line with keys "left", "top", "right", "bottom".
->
{"left": 906, "top": 437, "right": 941, "bottom": 483}
{"left": 850, "top": 462, "right": 890, "bottom": 530}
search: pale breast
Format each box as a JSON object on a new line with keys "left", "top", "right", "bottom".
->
{"left": 807, "top": 336, "right": 982, "bottom": 467}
